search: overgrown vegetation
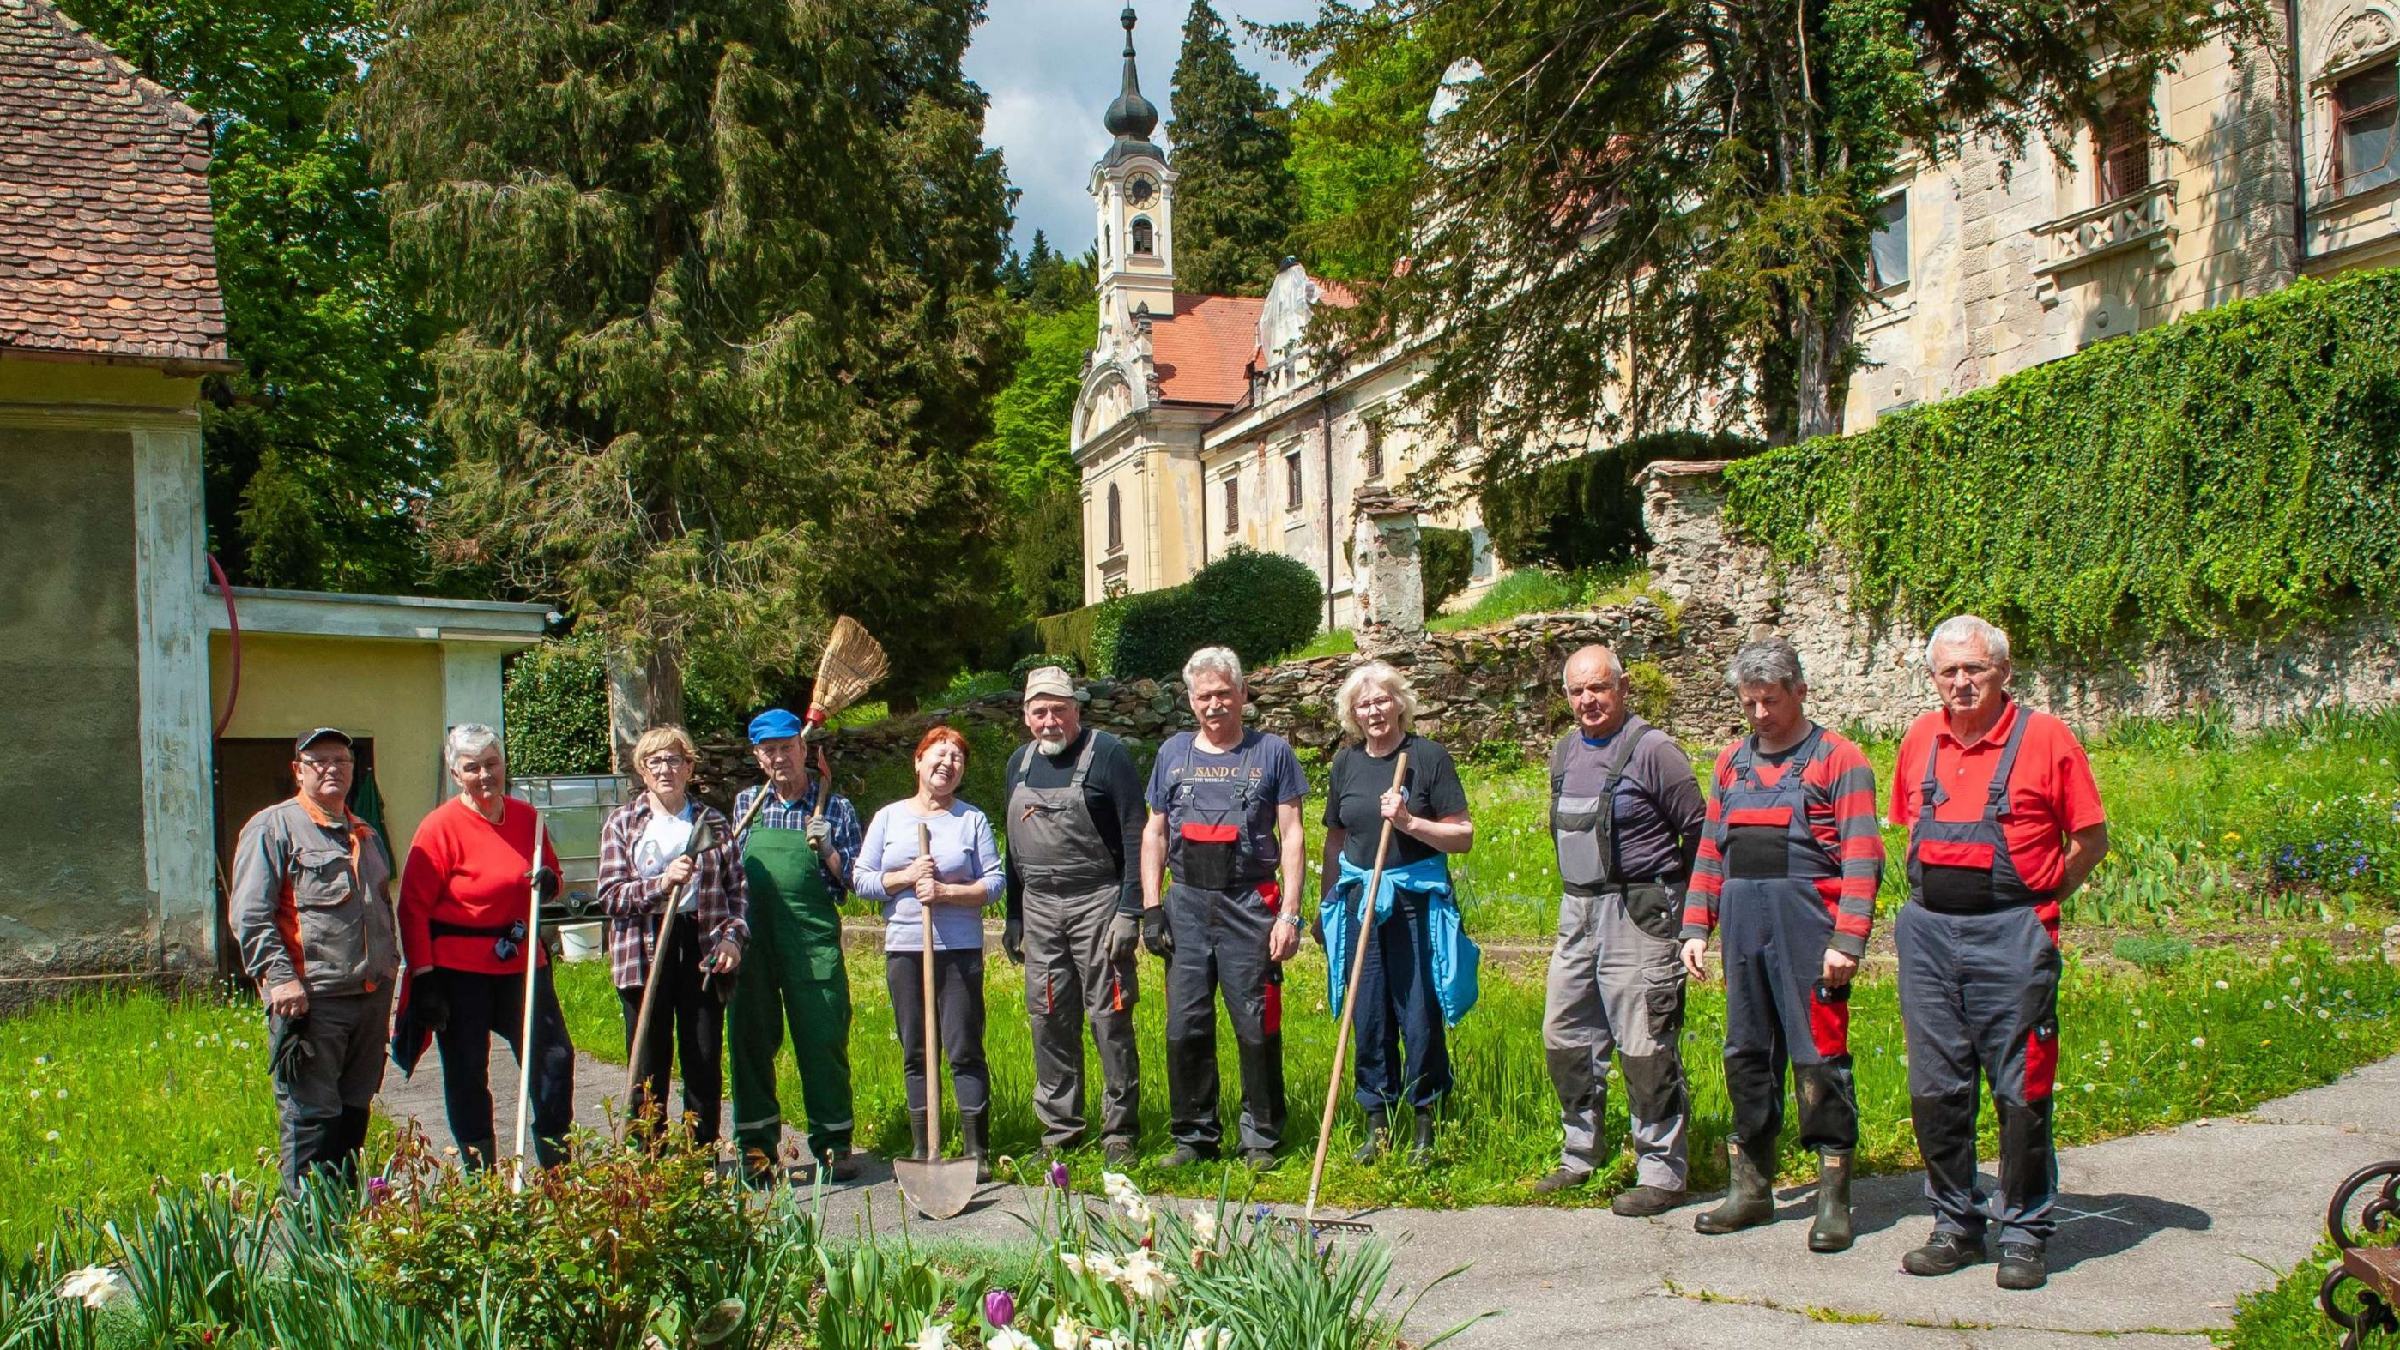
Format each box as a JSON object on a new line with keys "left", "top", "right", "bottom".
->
{"left": 1721, "top": 271, "right": 2400, "bottom": 657}
{"left": 1417, "top": 526, "right": 1475, "bottom": 614}
{"left": 1105, "top": 547, "right": 1325, "bottom": 681}
{"left": 502, "top": 631, "right": 739, "bottom": 776}
{"left": 1481, "top": 431, "right": 1760, "bottom": 572}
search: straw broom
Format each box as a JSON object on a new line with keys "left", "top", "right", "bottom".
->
{"left": 804, "top": 615, "right": 887, "bottom": 826}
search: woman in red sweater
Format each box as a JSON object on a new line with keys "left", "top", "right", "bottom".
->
{"left": 396, "top": 723, "right": 577, "bottom": 1168}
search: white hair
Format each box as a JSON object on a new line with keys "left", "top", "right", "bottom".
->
{"left": 444, "top": 722, "right": 501, "bottom": 763}
{"left": 1183, "top": 645, "right": 1245, "bottom": 689}
{"left": 1335, "top": 661, "right": 1418, "bottom": 740}
{"left": 1925, "top": 614, "right": 2013, "bottom": 668}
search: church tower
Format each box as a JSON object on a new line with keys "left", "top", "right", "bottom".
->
{"left": 1089, "top": 6, "right": 1175, "bottom": 356}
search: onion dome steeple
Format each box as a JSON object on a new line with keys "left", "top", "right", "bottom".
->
{"left": 1101, "top": 7, "right": 1165, "bottom": 167}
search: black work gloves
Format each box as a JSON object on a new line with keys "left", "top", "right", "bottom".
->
{"left": 412, "top": 969, "right": 452, "bottom": 1034}
{"left": 527, "top": 865, "right": 561, "bottom": 907}
{"left": 1140, "top": 906, "right": 1174, "bottom": 958}
{"left": 1002, "top": 915, "right": 1025, "bottom": 965}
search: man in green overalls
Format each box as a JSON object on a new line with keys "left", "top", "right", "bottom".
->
{"left": 731, "top": 708, "right": 864, "bottom": 1185}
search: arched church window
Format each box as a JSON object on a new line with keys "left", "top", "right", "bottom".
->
{"left": 1131, "top": 216, "right": 1155, "bottom": 255}
{"left": 1106, "top": 484, "right": 1124, "bottom": 553}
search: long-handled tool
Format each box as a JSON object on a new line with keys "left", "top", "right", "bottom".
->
{"left": 624, "top": 791, "right": 770, "bottom": 1119}
{"left": 893, "top": 821, "right": 979, "bottom": 1220}
{"left": 1297, "top": 751, "right": 1411, "bottom": 1236}
{"left": 509, "top": 807, "right": 548, "bottom": 1193}
{"left": 803, "top": 615, "right": 889, "bottom": 738}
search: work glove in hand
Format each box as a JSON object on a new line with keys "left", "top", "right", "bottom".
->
{"left": 1140, "top": 906, "right": 1174, "bottom": 959}
{"left": 527, "top": 865, "right": 561, "bottom": 906}
{"left": 412, "top": 969, "right": 452, "bottom": 1034}
{"left": 1107, "top": 912, "right": 1140, "bottom": 964}
{"left": 805, "top": 816, "right": 833, "bottom": 849}
{"left": 1002, "top": 916, "right": 1025, "bottom": 965}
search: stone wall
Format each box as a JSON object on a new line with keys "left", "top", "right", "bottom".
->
{"left": 1642, "top": 460, "right": 2400, "bottom": 733}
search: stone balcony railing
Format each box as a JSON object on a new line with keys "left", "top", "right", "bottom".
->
{"left": 2032, "top": 179, "right": 2178, "bottom": 305}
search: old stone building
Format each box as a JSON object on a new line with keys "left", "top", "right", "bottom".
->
{"left": 1073, "top": 4, "right": 2400, "bottom": 621}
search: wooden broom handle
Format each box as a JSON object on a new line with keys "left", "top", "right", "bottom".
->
{"left": 918, "top": 821, "right": 940, "bottom": 1159}
{"left": 1304, "top": 750, "right": 1409, "bottom": 1225}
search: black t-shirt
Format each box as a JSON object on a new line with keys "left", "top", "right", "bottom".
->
{"left": 1322, "top": 733, "right": 1469, "bottom": 869}
{"left": 1001, "top": 728, "right": 1148, "bottom": 916}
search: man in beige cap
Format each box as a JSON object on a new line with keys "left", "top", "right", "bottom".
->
{"left": 1001, "top": 666, "right": 1148, "bottom": 1163}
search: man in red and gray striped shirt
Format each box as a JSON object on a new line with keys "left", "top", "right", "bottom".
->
{"left": 1680, "top": 638, "right": 1884, "bottom": 1253}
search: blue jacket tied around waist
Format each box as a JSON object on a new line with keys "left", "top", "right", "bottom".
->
{"left": 1320, "top": 852, "right": 1480, "bottom": 1025}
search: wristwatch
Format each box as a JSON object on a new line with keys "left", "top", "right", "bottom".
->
{"left": 1274, "top": 912, "right": 1300, "bottom": 928}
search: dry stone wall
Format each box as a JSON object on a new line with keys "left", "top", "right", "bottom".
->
{"left": 1643, "top": 460, "right": 2400, "bottom": 733}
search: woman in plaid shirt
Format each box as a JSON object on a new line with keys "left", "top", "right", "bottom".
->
{"left": 597, "top": 724, "right": 749, "bottom": 1145}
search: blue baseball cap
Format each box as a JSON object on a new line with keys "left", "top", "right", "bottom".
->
{"left": 747, "top": 708, "right": 805, "bottom": 744}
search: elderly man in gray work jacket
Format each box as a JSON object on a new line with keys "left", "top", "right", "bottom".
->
{"left": 228, "top": 727, "right": 402, "bottom": 1196}
{"left": 1537, "top": 645, "right": 1709, "bottom": 1214}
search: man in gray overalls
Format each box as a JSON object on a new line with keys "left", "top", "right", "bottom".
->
{"left": 1001, "top": 666, "right": 1148, "bottom": 1165}
{"left": 1891, "top": 615, "right": 2108, "bottom": 1292}
{"left": 1537, "top": 645, "right": 1707, "bottom": 1214}
{"left": 1140, "top": 646, "right": 1310, "bottom": 1169}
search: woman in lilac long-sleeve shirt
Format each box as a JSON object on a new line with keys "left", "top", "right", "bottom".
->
{"left": 852, "top": 725, "right": 1004, "bottom": 1173}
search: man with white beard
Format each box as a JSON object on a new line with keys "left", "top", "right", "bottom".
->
{"left": 1001, "top": 666, "right": 1149, "bottom": 1164}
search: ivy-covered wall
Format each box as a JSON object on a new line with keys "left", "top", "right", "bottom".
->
{"left": 1645, "top": 271, "right": 2400, "bottom": 730}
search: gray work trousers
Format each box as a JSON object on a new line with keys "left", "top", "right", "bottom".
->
{"left": 1024, "top": 881, "right": 1141, "bottom": 1147}
{"left": 269, "top": 984, "right": 393, "bottom": 1196}
{"left": 1542, "top": 889, "right": 1690, "bottom": 1188}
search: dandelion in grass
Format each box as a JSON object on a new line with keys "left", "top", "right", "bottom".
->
{"left": 2215, "top": 980, "right": 2230, "bottom": 990}
{"left": 44, "top": 1130, "right": 59, "bottom": 1142}
{"left": 2192, "top": 1037, "right": 2207, "bottom": 1048}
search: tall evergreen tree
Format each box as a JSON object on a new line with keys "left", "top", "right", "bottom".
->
{"left": 1168, "top": 1, "right": 1299, "bottom": 296}
{"left": 1281, "top": 0, "right": 2251, "bottom": 472}
{"left": 61, "top": 0, "right": 436, "bottom": 593}
{"left": 357, "top": 0, "right": 1021, "bottom": 734}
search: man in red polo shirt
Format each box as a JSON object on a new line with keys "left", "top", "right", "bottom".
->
{"left": 1890, "top": 615, "right": 2108, "bottom": 1293}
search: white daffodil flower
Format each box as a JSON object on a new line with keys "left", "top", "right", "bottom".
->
{"left": 1190, "top": 1208, "right": 1218, "bottom": 1246}
{"left": 1118, "top": 1248, "right": 1178, "bottom": 1302}
{"left": 55, "top": 1266, "right": 127, "bottom": 1310}
{"left": 1184, "top": 1328, "right": 1231, "bottom": 1350}
{"left": 990, "top": 1330, "right": 1040, "bottom": 1350}
{"left": 1052, "top": 1317, "right": 1088, "bottom": 1350}
{"left": 914, "top": 1322, "right": 949, "bottom": 1350}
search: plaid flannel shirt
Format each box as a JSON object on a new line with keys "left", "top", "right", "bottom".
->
{"left": 596, "top": 795, "right": 749, "bottom": 990}
{"left": 731, "top": 782, "right": 862, "bottom": 897}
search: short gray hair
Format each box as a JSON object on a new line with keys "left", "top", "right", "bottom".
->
{"left": 1335, "top": 661, "right": 1418, "bottom": 740}
{"left": 444, "top": 722, "right": 501, "bottom": 763}
{"left": 1925, "top": 614, "right": 2012, "bottom": 668}
{"left": 1183, "top": 645, "right": 1245, "bottom": 689}
{"left": 1726, "top": 638, "right": 1804, "bottom": 691}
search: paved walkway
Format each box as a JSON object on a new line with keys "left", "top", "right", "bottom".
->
{"left": 377, "top": 1047, "right": 2400, "bottom": 1347}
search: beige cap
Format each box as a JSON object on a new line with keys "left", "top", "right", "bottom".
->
{"left": 1022, "top": 665, "right": 1076, "bottom": 701}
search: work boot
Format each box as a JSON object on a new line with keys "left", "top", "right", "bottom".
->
{"left": 1102, "top": 1138, "right": 1137, "bottom": 1167}
{"left": 961, "top": 1109, "right": 993, "bottom": 1184}
{"left": 1406, "top": 1109, "right": 1437, "bottom": 1167}
{"left": 1807, "top": 1150, "right": 1854, "bottom": 1253}
{"left": 1694, "top": 1140, "right": 1776, "bottom": 1235}
{"left": 1901, "top": 1230, "right": 1985, "bottom": 1277}
{"left": 1995, "top": 1243, "right": 2048, "bottom": 1291}
{"left": 905, "top": 1109, "right": 931, "bottom": 1161}
{"left": 1163, "top": 1143, "right": 1214, "bottom": 1167}
{"left": 1354, "top": 1109, "right": 1393, "bottom": 1164}
{"left": 1610, "top": 1185, "right": 1689, "bottom": 1218}
{"left": 1532, "top": 1164, "right": 1592, "bottom": 1196}
{"left": 814, "top": 1148, "right": 861, "bottom": 1183}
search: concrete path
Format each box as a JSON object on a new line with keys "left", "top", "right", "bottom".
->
{"left": 377, "top": 1046, "right": 2400, "bottom": 1347}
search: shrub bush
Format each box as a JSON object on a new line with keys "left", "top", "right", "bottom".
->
{"left": 1419, "top": 526, "right": 1475, "bottom": 612}
{"left": 503, "top": 633, "right": 611, "bottom": 775}
{"left": 1009, "top": 650, "right": 1084, "bottom": 680}
{"left": 1107, "top": 546, "right": 1324, "bottom": 680}
{"left": 1721, "top": 269, "right": 2400, "bottom": 655}
{"left": 1482, "top": 430, "right": 1760, "bottom": 571}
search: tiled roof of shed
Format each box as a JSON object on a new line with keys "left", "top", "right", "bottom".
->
{"left": 0, "top": 0, "right": 230, "bottom": 367}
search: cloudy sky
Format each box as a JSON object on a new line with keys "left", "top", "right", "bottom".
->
{"left": 963, "top": 0, "right": 1319, "bottom": 255}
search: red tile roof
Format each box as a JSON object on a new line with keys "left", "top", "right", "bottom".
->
{"left": 0, "top": 0, "right": 231, "bottom": 368}
{"left": 1151, "top": 292, "right": 1264, "bottom": 406}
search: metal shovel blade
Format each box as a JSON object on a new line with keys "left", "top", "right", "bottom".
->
{"left": 892, "top": 1155, "right": 979, "bottom": 1220}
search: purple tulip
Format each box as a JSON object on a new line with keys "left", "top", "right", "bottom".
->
{"left": 985, "top": 1289, "right": 1016, "bottom": 1329}
{"left": 1048, "top": 1161, "right": 1071, "bottom": 1190}
{"left": 365, "top": 1177, "right": 391, "bottom": 1205}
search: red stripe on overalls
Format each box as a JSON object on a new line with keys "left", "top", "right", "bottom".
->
{"left": 1258, "top": 881, "right": 1282, "bottom": 1036}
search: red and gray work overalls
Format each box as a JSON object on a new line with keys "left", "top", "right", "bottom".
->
{"left": 1158, "top": 733, "right": 1288, "bottom": 1155}
{"left": 1710, "top": 726, "right": 1857, "bottom": 1153}
{"left": 1008, "top": 736, "right": 1140, "bottom": 1150}
{"left": 1896, "top": 708, "right": 2062, "bottom": 1249}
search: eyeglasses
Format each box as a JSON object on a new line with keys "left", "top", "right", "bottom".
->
{"left": 297, "top": 758, "right": 353, "bottom": 774}
{"left": 642, "top": 754, "right": 691, "bottom": 769}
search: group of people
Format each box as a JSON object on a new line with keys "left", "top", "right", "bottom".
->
{"left": 228, "top": 613, "right": 2105, "bottom": 1295}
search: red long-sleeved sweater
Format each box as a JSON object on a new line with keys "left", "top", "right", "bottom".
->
{"left": 399, "top": 795, "right": 553, "bottom": 975}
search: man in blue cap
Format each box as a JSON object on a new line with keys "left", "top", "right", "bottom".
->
{"left": 729, "top": 708, "right": 865, "bottom": 1184}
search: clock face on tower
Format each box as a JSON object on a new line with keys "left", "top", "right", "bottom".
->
{"left": 1126, "top": 175, "right": 1157, "bottom": 206}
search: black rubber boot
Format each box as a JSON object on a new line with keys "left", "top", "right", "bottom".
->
{"left": 1354, "top": 1108, "right": 1392, "bottom": 1163}
{"left": 961, "top": 1109, "right": 993, "bottom": 1183}
{"left": 1694, "top": 1140, "right": 1776, "bottom": 1235}
{"left": 905, "top": 1110, "right": 931, "bottom": 1160}
{"left": 1406, "top": 1108, "right": 1437, "bottom": 1166}
{"left": 1808, "top": 1150, "right": 1854, "bottom": 1253}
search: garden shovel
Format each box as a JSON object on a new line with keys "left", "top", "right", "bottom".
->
{"left": 894, "top": 821, "right": 978, "bottom": 1220}
{"left": 1291, "top": 751, "right": 1410, "bottom": 1237}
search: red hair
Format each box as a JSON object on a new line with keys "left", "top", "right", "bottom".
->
{"left": 916, "top": 725, "right": 970, "bottom": 764}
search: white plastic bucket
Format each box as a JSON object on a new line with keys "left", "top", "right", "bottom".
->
{"left": 558, "top": 921, "right": 604, "bottom": 962}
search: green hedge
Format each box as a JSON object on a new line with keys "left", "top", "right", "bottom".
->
{"left": 503, "top": 630, "right": 740, "bottom": 775}
{"left": 1721, "top": 270, "right": 2400, "bottom": 655}
{"left": 1482, "top": 431, "right": 1761, "bottom": 571}
{"left": 1420, "top": 525, "right": 1475, "bottom": 612}
{"left": 1024, "top": 600, "right": 1120, "bottom": 675}
{"left": 1108, "top": 546, "right": 1324, "bottom": 680}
